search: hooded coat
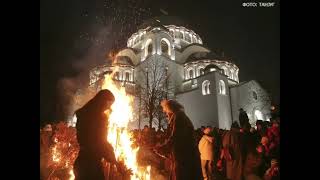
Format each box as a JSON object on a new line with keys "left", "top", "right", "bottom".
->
{"left": 73, "top": 90, "right": 117, "bottom": 180}
{"left": 156, "top": 110, "right": 202, "bottom": 180}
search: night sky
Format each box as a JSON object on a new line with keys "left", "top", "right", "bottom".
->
{"left": 40, "top": 0, "right": 280, "bottom": 126}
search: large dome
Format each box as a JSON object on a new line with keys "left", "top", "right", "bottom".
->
{"left": 127, "top": 16, "right": 203, "bottom": 49}
{"left": 137, "top": 16, "right": 190, "bottom": 30}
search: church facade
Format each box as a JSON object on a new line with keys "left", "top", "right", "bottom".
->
{"left": 71, "top": 18, "right": 271, "bottom": 130}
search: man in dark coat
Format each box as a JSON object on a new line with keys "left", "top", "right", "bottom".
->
{"left": 222, "top": 122, "right": 244, "bottom": 180}
{"left": 74, "top": 89, "right": 118, "bottom": 180}
{"left": 154, "top": 99, "right": 202, "bottom": 180}
{"left": 239, "top": 108, "right": 249, "bottom": 128}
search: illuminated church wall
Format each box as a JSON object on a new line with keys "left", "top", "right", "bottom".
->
{"left": 70, "top": 18, "right": 272, "bottom": 130}
{"left": 230, "top": 80, "right": 272, "bottom": 127}
{"left": 177, "top": 71, "right": 232, "bottom": 129}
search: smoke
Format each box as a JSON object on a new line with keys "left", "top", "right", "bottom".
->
{"left": 55, "top": 1, "right": 154, "bottom": 121}
{"left": 56, "top": 77, "right": 80, "bottom": 121}
{"left": 56, "top": 23, "right": 116, "bottom": 121}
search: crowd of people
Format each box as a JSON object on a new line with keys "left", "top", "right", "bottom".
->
{"left": 129, "top": 101, "right": 280, "bottom": 180}
{"left": 40, "top": 89, "right": 280, "bottom": 180}
{"left": 197, "top": 118, "right": 279, "bottom": 180}
{"left": 41, "top": 117, "right": 280, "bottom": 180}
{"left": 129, "top": 116, "right": 280, "bottom": 180}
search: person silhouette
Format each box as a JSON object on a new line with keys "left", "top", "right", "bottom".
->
{"left": 239, "top": 108, "right": 249, "bottom": 128}
{"left": 154, "top": 99, "right": 202, "bottom": 180}
{"left": 73, "top": 89, "right": 118, "bottom": 180}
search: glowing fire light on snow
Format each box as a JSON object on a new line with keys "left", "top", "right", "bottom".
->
{"left": 102, "top": 72, "right": 151, "bottom": 180}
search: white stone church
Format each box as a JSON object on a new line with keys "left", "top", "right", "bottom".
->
{"left": 70, "top": 17, "right": 271, "bottom": 130}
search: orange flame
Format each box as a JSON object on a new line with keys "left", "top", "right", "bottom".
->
{"left": 102, "top": 73, "right": 151, "bottom": 180}
{"left": 52, "top": 146, "right": 60, "bottom": 162}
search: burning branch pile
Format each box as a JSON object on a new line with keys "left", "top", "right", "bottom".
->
{"left": 40, "top": 122, "right": 79, "bottom": 180}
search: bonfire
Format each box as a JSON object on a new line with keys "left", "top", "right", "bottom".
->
{"left": 102, "top": 72, "right": 151, "bottom": 180}
{"left": 44, "top": 67, "right": 151, "bottom": 180}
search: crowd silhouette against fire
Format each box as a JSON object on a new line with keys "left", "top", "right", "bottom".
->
{"left": 41, "top": 118, "right": 279, "bottom": 180}
{"left": 129, "top": 116, "right": 279, "bottom": 180}
{"left": 40, "top": 96, "right": 280, "bottom": 180}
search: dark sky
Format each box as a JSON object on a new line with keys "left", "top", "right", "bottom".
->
{"left": 40, "top": 0, "right": 280, "bottom": 125}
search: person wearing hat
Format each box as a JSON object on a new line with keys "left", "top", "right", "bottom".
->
{"left": 239, "top": 108, "right": 249, "bottom": 129}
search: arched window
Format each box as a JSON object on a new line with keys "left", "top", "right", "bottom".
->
{"left": 196, "top": 66, "right": 205, "bottom": 76}
{"left": 125, "top": 72, "right": 130, "bottom": 81}
{"left": 114, "top": 72, "right": 120, "bottom": 80}
{"left": 230, "top": 69, "right": 234, "bottom": 80}
{"left": 134, "top": 36, "right": 139, "bottom": 44}
{"left": 169, "top": 29, "right": 175, "bottom": 37}
{"left": 235, "top": 70, "right": 239, "bottom": 81}
{"left": 176, "top": 31, "right": 183, "bottom": 39}
{"left": 254, "top": 110, "right": 263, "bottom": 121}
{"left": 148, "top": 43, "right": 153, "bottom": 54}
{"left": 225, "top": 69, "right": 229, "bottom": 76}
{"left": 193, "top": 35, "right": 197, "bottom": 43}
{"left": 202, "top": 80, "right": 211, "bottom": 95}
{"left": 219, "top": 80, "right": 226, "bottom": 95}
{"left": 189, "top": 69, "right": 194, "bottom": 79}
{"left": 200, "top": 68, "right": 205, "bottom": 75}
{"left": 252, "top": 91, "right": 258, "bottom": 100}
{"left": 222, "top": 67, "right": 228, "bottom": 76}
{"left": 144, "top": 39, "right": 153, "bottom": 59}
{"left": 185, "top": 33, "right": 191, "bottom": 42}
{"left": 160, "top": 38, "right": 170, "bottom": 55}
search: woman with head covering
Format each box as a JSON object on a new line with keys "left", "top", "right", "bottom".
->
{"left": 73, "top": 89, "right": 118, "bottom": 180}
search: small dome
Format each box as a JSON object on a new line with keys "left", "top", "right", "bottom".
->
{"left": 204, "top": 64, "right": 222, "bottom": 73}
{"left": 185, "top": 52, "right": 209, "bottom": 63}
{"left": 184, "top": 50, "right": 231, "bottom": 63}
